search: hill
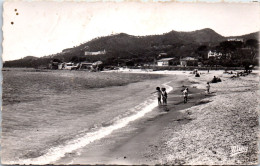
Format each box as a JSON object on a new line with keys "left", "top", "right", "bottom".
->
{"left": 49, "top": 28, "right": 226, "bottom": 64}
{"left": 227, "top": 31, "right": 259, "bottom": 41}
{"left": 3, "top": 28, "right": 259, "bottom": 68}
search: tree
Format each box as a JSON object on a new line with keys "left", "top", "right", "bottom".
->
{"left": 246, "top": 39, "right": 258, "bottom": 49}
{"left": 53, "top": 58, "right": 62, "bottom": 63}
{"left": 70, "top": 56, "right": 79, "bottom": 63}
{"left": 196, "top": 45, "right": 208, "bottom": 60}
{"left": 242, "top": 59, "right": 253, "bottom": 72}
{"left": 78, "top": 56, "right": 87, "bottom": 62}
{"left": 219, "top": 41, "right": 243, "bottom": 52}
{"left": 208, "top": 57, "right": 216, "bottom": 67}
{"left": 197, "top": 45, "right": 208, "bottom": 52}
{"left": 245, "top": 39, "right": 259, "bottom": 60}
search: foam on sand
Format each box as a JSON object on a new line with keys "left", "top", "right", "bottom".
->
{"left": 7, "top": 82, "right": 173, "bottom": 165}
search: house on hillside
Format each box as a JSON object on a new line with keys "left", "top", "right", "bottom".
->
{"left": 227, "top": 38, "right": 244, "bottom": 42}
{"left": 158, "top": 53, "right": 167, "bottom": 57}
{"left": 180, "top": 57, "right": 198, "bottom": 67}
{"left": 157, "top": 58, "right": 175, "bottom": 66}
{"left": 85, "top": 50, "right": 106, "bottom": 56}
{"left": 208, "top": 51, "right": 223, "bottom": 59}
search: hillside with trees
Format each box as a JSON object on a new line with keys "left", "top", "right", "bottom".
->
{"left": 3, "top": 28, "right": 259, "bottom": 68}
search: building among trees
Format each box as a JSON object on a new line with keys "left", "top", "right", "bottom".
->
{"left": 180, "top": 57, "right": 198, "bottom": 67}
{"left": 208, "top": 51, "right": 223, "bottom": 59}
{"left": 85, "top": 50, "right": 106, "bottom": 56}
{"left": 157, "top": 58, "right": 175, "bottom": 66}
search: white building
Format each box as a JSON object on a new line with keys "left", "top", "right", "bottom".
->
{"left": 158, "top": 53, "right": 167, "bottom": 57}
{"left": 227, "top": 38, "right": 244, "bottom": 42}
{"left": 180, "top": 57, "right": 198, "bottom": 67}
{"left": 208, "top": 51, "right": 223, "bottom": 59}
{"left": 64, "top": 62, "right": 78, "bottom": 70}
{"left": 85, "top": 50, "right": 106, "bottom": 56}
{"left": 157, "top": 58, "right": 175, "bottom": 66}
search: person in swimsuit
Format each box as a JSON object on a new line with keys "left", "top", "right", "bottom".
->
{"left": 151, "top": 87, "right": 162, "bottom": 105}
{"left": 206, "top": 82, "right": 210, "bottom": 94}
{"left": 183, "top": 88, "right": 188, "bottom": 103}
{"left": 161, "top": 87, "right": 167, "bottom": 105}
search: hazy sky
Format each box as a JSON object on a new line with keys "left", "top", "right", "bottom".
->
{"left": 2, "top": 1, "right": 260, "bottom": 61}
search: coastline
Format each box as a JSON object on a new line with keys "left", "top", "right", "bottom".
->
{"left": 2, "top": 70, "right": 258, "bottom": 165}
{"left": 54, "top": 72, "right": 210, "bottom": 165}
{"left": 2, "top": 71, "right": 181, "bottom": 164}
{"left": 56, "top": 70, "right": 258, "bottom": 165}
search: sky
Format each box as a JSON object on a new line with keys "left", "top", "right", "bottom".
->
{"left": 2, "top": 1, "right": 260, "bottom": 61}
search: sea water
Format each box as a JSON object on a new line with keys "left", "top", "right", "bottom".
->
{"left": 6, "top": 82, "right": 173, "bottom": 165}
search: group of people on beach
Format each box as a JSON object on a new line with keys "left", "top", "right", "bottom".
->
{"left": 152, "top": 87, "right": 168, "bottom": 105}
{"left": 153, "top": 82, "right": 211, "bottom": 106}
{"left": 152, "top": 86, "right": 190, "bottom": 105}
{"left": 152, "top": 86, "right": 191, "bottom": 105}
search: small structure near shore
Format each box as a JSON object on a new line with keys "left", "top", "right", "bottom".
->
{"left": 49, "top": 59, "right": 63, "bottom": 69}
{"left": 49, "top": 59, "right": 103, "bottom": 71}
{"left": 180, "top": 57, "right": 198, "bottom": 67}
{"left": 157, "top": 58, "right": 175, "bottom": 66}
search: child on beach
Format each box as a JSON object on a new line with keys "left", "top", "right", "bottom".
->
{"left": 206, "top": 82, "right": 210, "bottom": 94}
{"left": 161, "top": 88, "right": 167, "bottom": 105}
{"left": 151, "top": 87, "right": 162, "bottom": 105}
{"left": 183, "top": 88, "right": 188, "bottom": 103}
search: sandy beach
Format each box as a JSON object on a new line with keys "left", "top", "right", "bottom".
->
{"left": 57, "top": 70, "right": 259, "bottom": 165}
{"left": 2, "top": 69, "right": 259, "bottom": 165}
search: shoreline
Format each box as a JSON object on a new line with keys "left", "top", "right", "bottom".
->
{"left": 2, "top": 71, "right": 180, "bottom": 164}
{"left": 54, "top": 74, "right": 211, "bottom": 165}
{"left": 2, "top": 70, "right": 258, "bottom": 165}
{"left": 56, "top": 70, "right": 258, "bottom": 165}
{"left": 2, "top": 71, "right": 169, "bottom": 164}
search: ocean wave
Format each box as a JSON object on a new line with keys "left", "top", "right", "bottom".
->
{"left": 8, "top": 82, "right": 173, "bottom": 165}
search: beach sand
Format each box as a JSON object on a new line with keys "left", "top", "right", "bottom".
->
{"left": 145, "top": 70, "right": 259, "bottom": 165}
{"left": 2, "top": 70, "right": 258, "bottom": 165}
{"left": 55, "top": 70, "right": 259, "bottom": 165}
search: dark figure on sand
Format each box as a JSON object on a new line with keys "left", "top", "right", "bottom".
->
{"left": 151, "top": 87, "right": 162, "bottom": 105}
{"left": 161, "top": 88, "right": 167, "bottom": 105}
{"left": 211, "top": 76, "right": 221, "bottom": 83}
{"left": 183, "top": 88, "right": 188, "bottom": 103}
{"left": 206, "top": 82, "right": 210, "bottom": 94}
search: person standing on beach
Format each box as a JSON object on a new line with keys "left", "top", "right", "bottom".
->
{"left": 161, "top": 88, "right": 167, "bottom": 105}
{"left": 206, "top": 82, "right": 210, "bottom": 94}
{"left": 183, "top": 88, "right": 188, "bottom": 103}
{"left": 151, "top": 87, "right": 162, "bottom": 105}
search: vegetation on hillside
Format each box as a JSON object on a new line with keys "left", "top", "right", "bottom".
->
{"left": 3, "top": 29, "right": 259, "bottom": 68}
